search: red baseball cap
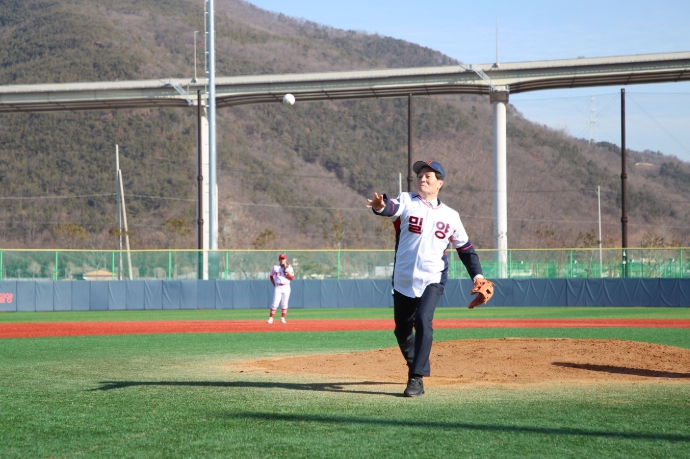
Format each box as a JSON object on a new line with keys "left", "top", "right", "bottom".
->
{"left": 278, "top": 254, "right": 287, "bottom": 260}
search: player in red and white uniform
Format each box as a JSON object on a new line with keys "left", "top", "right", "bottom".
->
{"left": 367, "top": 160, "right": 485, "bottom": 397}
{"left": 267, "top": 254, "right": 295, "bottom": 324}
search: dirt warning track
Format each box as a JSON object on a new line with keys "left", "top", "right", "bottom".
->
{"left": 1, "top": 318, "right": 690, "bottom": 339}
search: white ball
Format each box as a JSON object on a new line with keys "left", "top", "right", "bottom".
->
{"left": 282, "top": 93, "right": 295, "bottom": 106}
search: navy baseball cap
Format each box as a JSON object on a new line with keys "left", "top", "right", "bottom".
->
{"left": 413, "top": 160, "right": 445, "bottom": 180}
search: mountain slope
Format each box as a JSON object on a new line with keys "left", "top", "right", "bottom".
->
{"left": 0, "top": 0, "right": 688, "bottom": 250}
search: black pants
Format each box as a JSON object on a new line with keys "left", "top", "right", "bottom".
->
{"left": 393, "top": 283, "right": 444, "bottom": 377}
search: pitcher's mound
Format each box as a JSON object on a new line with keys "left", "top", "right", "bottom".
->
{"left": 243, "top": 338, "right": 690, "bottom": 386}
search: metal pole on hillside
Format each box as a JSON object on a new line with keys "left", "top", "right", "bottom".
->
{"left": 621, "top": 88, "right": 628, "bottom": 278}
{"left": 597, "top": 185, "right": 603, "bottom": 277}
{"left": 208, "top": 0, "right": 217, "bottom": 250}
{"left": 407, "top": 94, "right": 413, "bottom": 192}
{"left": 197, "top": 90, "right": 204, "bottom": 279}
{"left": 116, "top": 144, "right": 122, "bottom": 281}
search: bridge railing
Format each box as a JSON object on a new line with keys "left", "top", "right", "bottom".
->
{"left": 0, "top": 248, "right": 686, "bottom": 281}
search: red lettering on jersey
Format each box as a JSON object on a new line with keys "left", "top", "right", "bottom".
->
{"left": 408, "top": 216, "right": 423, "bottom": 234}
{"left": 434, "top": 221, "right": 450, "bottom": 239}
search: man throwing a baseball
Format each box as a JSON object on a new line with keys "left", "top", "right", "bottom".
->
{"left": 367, "top": 160, "right": 492, "bottom": 397}
{"left": 267, "top": 254, "right": 295, "bottom": 324}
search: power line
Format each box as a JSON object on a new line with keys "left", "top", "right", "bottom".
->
{"left": 225, "top": 201, "right": 364, "bottom": 211}
{"left": 627, "top": 94, "right": 690, "bottom": 156}
{"left": 0, "top": 193, "right": 115, "bottom": 200}
{"left": 125, "top": 194, "right": 195, "bottom": 202}
{"left": 459, "top": 215, "right": 690, "bottom": 230}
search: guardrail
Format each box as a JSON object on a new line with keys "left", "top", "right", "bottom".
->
{"left": 0, "top": 248, "right": 686, "bottom": 280}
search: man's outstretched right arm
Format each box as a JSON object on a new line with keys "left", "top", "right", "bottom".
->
{"left": 367, "top": 192, "right": 398, "bottom": 217}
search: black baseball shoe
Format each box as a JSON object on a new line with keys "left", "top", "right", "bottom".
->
{"left": 403, "top": 376, "right": 425, "bottom": 397}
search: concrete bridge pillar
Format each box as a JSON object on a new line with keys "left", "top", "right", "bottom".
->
{"left": 197, "top": 105, "right": 210, "bottom": 280}
{"left": 491, "top": 88, "right": 509, "bottom": 278}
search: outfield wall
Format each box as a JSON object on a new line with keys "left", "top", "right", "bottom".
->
{"left": 0, "top": 279, "right": 689, "bottom": 312}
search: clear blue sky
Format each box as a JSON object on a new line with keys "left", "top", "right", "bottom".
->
{"left": 246, "top": 0, "right": 690, "bottom": 162}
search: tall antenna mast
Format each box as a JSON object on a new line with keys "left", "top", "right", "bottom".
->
{"left": 495, "top": 16, "right": 500, "bottom": 67}
{"left": 192, "top": 30, "right": 198, "bottom": 83}
{"left": 589, "top": 94, "right": 599, "bottom": 145}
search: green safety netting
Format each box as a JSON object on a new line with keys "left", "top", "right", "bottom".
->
{"left": 0, "top": 248, "right": 686, "bottom": 281}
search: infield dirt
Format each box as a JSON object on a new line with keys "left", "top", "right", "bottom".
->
{"left": 241, "top": 338, "right": 690, "bottom": 387}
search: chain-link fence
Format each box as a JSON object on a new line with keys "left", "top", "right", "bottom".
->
{"left": 0, "top": 248, "right": 687, "bottom": 280}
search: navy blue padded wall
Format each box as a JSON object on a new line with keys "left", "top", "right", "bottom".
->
{"left": 108, "top": 282, "right": 127, "bottom": 311}
{"left": 126, "top": 281, "right": 145, "bottom": 310}
{"left": 215, "top": 281, "right": 234, "bottom": 309}
{"left": 144, "top": 281, "right": 163, "bottom": 310}
{"left": 180, "top": 280, "right": 198, "bottom": 310}
{"left": 0, "top": 281, "right": 17, "bottom": 312}
{"left": 89, "top": 282, "right": 109, "bottom": 311}
{"left": 162, "top": 281, "right": 181, "bottom": 310}
{"left": 4, "top": 278, "right": 690, "bottom": 311}
{"left": 53, "top": 281, "right": 72, "bottom": 312}
{"left": 72, "top": 282, "right": 90, "bottom": 311}
{"left": 35, "top": 281, "right": 53, "bottom": 312}
{"left": 16, "top": 281, "right": 37, "bottom": 312}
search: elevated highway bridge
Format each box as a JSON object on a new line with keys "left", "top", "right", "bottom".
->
{"left": 2, "top": 51, "right": 689, "bottom": 277}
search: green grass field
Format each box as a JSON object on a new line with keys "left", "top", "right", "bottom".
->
{"left": 1, "top": 308, "right": 689, "bottom": 458}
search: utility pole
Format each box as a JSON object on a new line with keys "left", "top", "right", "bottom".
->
{"left": 116, "top": 145, "right": 122, "bottom": 280}
{"left": 621, "top": 89, "right": 628, "bottom": 278}
{"left": 197, "top": 90, "right": 204, "bottom": 279}
{"left": 597, "top": 186, "right": 603, "bottom": 277}
{"left": 116, "top": 145, "right": 133, "bottom": 280}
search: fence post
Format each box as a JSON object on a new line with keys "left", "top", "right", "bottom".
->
{"left": 0, "top": 250, "right": 3, "bottom": 280}
{"left": 225, "top": 251, "right": 229, "bottom": 280}
{"left": 168, "top": 251, "right": 172, "bottom": 280}
{"left": 569, "top": 250, "right": 573, "bottom": 278}
{"left": 337, "top": 250, "right": 341, "bottom": 280}
{"left": 680, "top": 248, "right": 684, "bottom": 279}
{"left": 54, "top": 251, "right": 59, "bottom": 281}
{"left": 508, "top": 250, "right": 512, "bottom": 278}
{"left": 112, "top": 252, "right": 116, "bottom": 280}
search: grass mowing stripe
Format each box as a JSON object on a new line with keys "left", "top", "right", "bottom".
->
{"left": 2, "top": 307, "right": 690, "bottom": 323}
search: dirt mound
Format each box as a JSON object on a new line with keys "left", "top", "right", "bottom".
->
{"left": 242, "top": 339, "right": 690, "bottom": 386}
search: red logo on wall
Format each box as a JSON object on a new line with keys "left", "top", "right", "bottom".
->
{"left": 0, "top": 293, "right": 14, "bottom": 303}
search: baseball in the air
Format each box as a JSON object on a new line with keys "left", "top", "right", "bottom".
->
{"left": 282, "top": 93, "right": 295, "bottom": 106}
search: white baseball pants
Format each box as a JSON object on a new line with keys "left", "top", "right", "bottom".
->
{"left": 270, "top": 284, "right": 291, "bottom": 310}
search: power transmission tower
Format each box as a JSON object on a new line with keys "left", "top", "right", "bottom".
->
{"left": 589, "top": 94, "right": 599, "bottom": 145}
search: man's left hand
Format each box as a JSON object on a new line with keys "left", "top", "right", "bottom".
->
{"left": 469, "top": 278, "right": 495, "bottom": 309}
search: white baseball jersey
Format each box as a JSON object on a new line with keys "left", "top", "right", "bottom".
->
{"left": 270, "top": 264, "right": 294, "bottom": 286}
{"left": 378, "top": 192, "right": 471, "bottom": 298}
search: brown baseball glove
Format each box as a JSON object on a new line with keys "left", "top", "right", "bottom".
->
{"left": 468, "top": 278, "right": 495, "bottom": 309}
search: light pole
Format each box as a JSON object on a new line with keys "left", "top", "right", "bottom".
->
{"left": 208, "top": 0, "right": 217, "bottom": 251}
{"left": 597, "top": 186, "right": 603, "bottom": 277}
